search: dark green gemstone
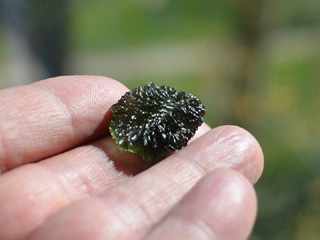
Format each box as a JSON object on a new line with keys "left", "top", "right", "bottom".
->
{"left": 109, "top": 82, "right": 206, "bottom": 161}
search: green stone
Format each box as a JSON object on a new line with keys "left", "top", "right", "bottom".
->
{"left": 109, "top": 82, "right": 206, "bottom": 161}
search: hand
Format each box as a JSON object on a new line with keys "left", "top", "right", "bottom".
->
{"left": 0, "top": 76, "right": 264, "bottom": 240}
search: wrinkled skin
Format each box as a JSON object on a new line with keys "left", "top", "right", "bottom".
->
{"left": 0, "top": 76, "right": 264, "bottom": 240}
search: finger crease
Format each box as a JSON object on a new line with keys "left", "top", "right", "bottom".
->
{"left": 30, "top": 84, "right": 76, "bottom": 141}
{"left": 170, "top": 213, "right": 218, "bottom": 239}
{"left": 37, "top": 163, "right": 73, "bottom": 204}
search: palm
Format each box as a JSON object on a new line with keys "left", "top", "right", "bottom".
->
{"left": 0, "top": 76, "right": 263, "bottom": 240}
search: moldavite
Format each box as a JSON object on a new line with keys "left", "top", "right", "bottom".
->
{"left": 109, "top": 82, "right": 206, "bottom": 161}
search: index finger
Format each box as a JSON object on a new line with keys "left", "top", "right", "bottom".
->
{"left": 0, "top": 76, "right": 128, "bottom": 173}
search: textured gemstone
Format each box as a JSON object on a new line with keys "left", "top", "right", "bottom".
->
{"left": 109, "top": 82, "right": 206, "bottom": 161}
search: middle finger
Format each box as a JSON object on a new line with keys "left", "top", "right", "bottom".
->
{"left": 27, "top": 125, "right": 263, "bottom": 240}
{"left": 0, "top": 124, "right": 211, "bottom": 240}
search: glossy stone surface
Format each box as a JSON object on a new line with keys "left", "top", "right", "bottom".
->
{"left": 109, "top": 82, "right": 206, "bottom": 161}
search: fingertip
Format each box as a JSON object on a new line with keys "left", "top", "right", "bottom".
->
{"left": 222, "top": 125, "right": 264, "bottom": 184}
{"left": 144, "top": 168, "right": 257, "bottom": 240}
{"left": 0, "top": 75, "right": 130, "bottom": 172}
{"left": 34, "top": 75, "right": 129, "bottom": 101}
{"left": 186, "top": 125, "right": 264, "bottom": 184}
{"left": 197, "top": 168, "right": 257, "bottom": 238}
{"left": 177, "top": 168, "right": 257, "bottom": 238}
{"left": 189, "top": 122, "right": 211, "bottom": 143}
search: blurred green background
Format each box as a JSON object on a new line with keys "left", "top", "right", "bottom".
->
{"left": 0, "top": 0, "right": 319, "bottom": 239}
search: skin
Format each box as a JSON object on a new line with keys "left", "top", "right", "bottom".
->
{"left": 0, "top": 76, "right": 264, "bottom": 240}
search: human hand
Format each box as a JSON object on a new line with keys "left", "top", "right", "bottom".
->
{"left": 0, "top": 76, "right": 264, "bottom": 240}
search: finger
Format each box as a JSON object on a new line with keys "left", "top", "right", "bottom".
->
{"left": 0, "top": 75, "right": 128, "bottom": 173}
{"left": 190, "top": 122, "right": 211, "bottom": 142}
{"left": 0, "top": 124, "right": 211, "bottom": 240}
{"left": 142, "top": 169, "right": 257, "bottom": 240}
{"left": 97, "top": 125, "right": 263, "bottom": 238}
{"left": 26, "top": 126, "right": 263, "bottom": 240}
